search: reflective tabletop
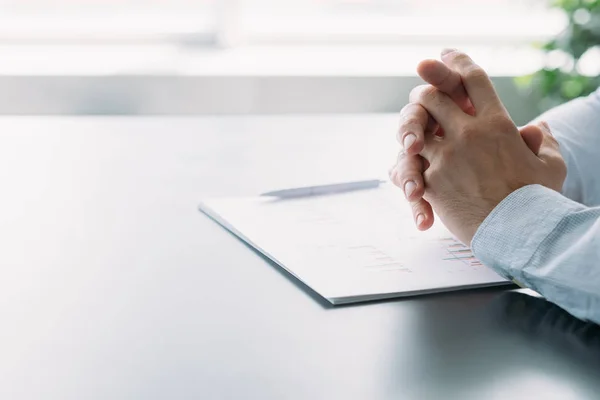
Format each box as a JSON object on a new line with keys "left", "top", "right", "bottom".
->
{"left": 1, "top": 115, "right": 598, "bottom": 400}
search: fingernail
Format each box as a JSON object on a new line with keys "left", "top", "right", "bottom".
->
{"left": 416, "top": 214, "right": 425, "bottom": 226}
{"left": 403, "top": 133, "right": 417, "bottom": 151}
{"left": 404, "top": 180, "right": 417, "bottom": 199}
{"left": 441, "top": 48, "right": 458, "bottom": 56}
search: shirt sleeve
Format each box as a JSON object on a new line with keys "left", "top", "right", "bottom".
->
{"left": 471, "top": 184, "right": 600, "bottom": 324}
{"left": 534, "top": 89, "right": 600, "bottom": 207}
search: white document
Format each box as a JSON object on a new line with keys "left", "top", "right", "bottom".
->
{"left": 200, "top": 183, "right": 509, "bottom": 304}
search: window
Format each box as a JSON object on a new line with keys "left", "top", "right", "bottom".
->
{"left": 0, "top": 0, "right": 216, "bottom": 42}
{"left": 0, "top": 0, "right": 564, "bottom": 45}
{"left": 238, "top": 0, "right": 564, "bottom": 45}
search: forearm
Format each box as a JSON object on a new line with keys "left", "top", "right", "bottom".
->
{"left": 533, "top": 89, "right": 600, "bottom": 207}
{"left": 472, "top": 185, "right": 600, "bottom": 324}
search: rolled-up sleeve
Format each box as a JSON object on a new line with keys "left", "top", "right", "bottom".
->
{"left": 472, "top": 184, "right": 600, "bottom": 324}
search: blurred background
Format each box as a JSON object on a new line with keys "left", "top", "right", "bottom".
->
{"left": 0, "top": 0, "right": 593, "bottom": 122}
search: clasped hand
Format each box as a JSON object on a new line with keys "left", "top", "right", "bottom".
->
{"left": 389, "top": 50, "right": 567, "bottom": 245}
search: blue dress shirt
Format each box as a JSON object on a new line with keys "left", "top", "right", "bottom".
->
{"left": 471, "top": 89, "right": 600, "bottom": 324}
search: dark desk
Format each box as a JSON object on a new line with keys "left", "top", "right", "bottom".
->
{"left": 1, "top": 115, "right": 598, "bottom": 400}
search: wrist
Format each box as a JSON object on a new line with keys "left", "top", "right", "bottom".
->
{"left": 435, "top": 199, "right": 496, "bottom": 245}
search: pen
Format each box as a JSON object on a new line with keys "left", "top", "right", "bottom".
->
{"left": 261, "top": 179, "right": 387, "bottom": 198}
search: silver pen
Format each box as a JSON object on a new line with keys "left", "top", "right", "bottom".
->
{"left": 261, "top": 179, "right": 386, "bottom": 198}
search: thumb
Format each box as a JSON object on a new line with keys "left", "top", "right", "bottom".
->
{"left": 534, "top": 121, "right": 567, "bottom": 192}
{"left": 535, "top": 120, "right": 562, "bottom": 161}
{"left": 519, "top": 123, "right": 545, "bottom": 155}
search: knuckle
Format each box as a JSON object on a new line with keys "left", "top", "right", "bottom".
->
{"left": 390, "top": 167, "right": 402, "bottom": 185}
{"left": 458, "top": 124, "right": 479, "bottom": 140}
{"left": 410, "top": 85, "right": 437, "bottom": 104}
{"left": 419, "top": 85, "right": 438, "bottom": 103}
{"left": 397, "top": 154, "right": 421, "bottom": 174}
{"left": 452, "top": 51, "right": 470, "bottom": 63}
{"left": 389, "top": 163, "right": 402, "bottom": 184}
{"left": 439, "top": 145, "right": 457, "bottom": 160}
{"left": 464, "top": 65, "right": 488, "bottom": 82}
{"left": 388, "top": 166, "right": 397, "bottom": 182}
{"left": 400, "top": 102, "right": 419, "bottom": 115}
{"left": 390, "top": 169, "right": 401, "bottom": 186}
{"left": 397, "top": 172, "right": 414, "bottom": 189}
{"left": 487, "top": 114, "right": 515, "bottom": 133}
{"left": 399, "top": 106, "right": 426, "bottom": 133}
{"left": 449, "top": 51, "right": 476, "bottom": 69}
{"left": 410, "top": 201, "right": 424, "bottom": 214}
{"left": 400, "top": 117, "right": 423, "bottom": 129}
{"left": 396, "top": 149, "right": 407, "bottom": 163}
{"left": 409, "top": 85, "right": 428, "bottom": 101}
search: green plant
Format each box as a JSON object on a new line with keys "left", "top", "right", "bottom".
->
{"left": 517, "top": 0, "right": 600, "bottom": 110}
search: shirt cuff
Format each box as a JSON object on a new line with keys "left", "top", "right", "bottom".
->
{"left": 471, "top": 184, "right": 585, "bottom": 280}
